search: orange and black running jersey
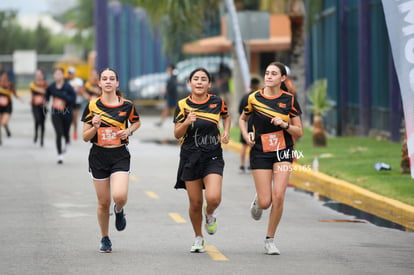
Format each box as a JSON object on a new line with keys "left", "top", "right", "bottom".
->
{"left": 0, "top": 82, "right": 15, "bottom": 100}
{"left": 81, "top": 96, "right": 140, "bottom": 144}
{"left": 174, "top": 94, "right": 228, "bottom": 152}
{"left": 84, "top": 81, "right": 100, "bottom": 97}
{"left": 30, "top": 80, "right": 48, "bottom": 106}
{"left": 243, "top": 88, "right": 302, "bottom": 149}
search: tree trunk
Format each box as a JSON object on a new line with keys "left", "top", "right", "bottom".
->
{"left": 313, "top": 115, "right": 327, "bottom": 147}
{"left": 401, "top": 136, "right": 410, "bottom": 174}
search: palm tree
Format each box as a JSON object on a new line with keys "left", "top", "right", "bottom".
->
{"left": 307, "top": 78, "right": 331, "bottom": 147}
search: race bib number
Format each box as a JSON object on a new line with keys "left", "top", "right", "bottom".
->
{"left": 33, "top": 95, "right": 45, "bottom": 105}
{"left": 97, "top": 127, "right": 121, "bottom": 146}
{"left": 0, "top": 95, "right": 9, "bottom": 107}
{"left": 261, "top": 131, "right": 286, "bottom": 152}
{"left": 52, "top": 97, "right": 66, "bottom": 111}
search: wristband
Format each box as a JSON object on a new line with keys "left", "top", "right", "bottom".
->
{"left": 285, "top": 122, "right": 290, "bottom": 130}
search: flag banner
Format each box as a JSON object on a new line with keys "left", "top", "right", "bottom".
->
{"left": 382, "top": 0, "right": 414, "bottom": 178}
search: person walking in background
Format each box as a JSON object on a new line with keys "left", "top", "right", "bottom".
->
{"left": 81, "top": 68, "right": 140, "bottom": 253}
{"left": 67, "top": 66, "right": 85, "bottom": 140}
{"left": 174, "top": 67, "right": 230, "bottom": 253}
{"left": 45, "top": 67, "right": 76, "bottom": 164}
{"left": 283, "top": 65, "right": 297, "bottom": 95}
{"left": 238, "top": 77, "right": 261, "bottom": 173}
{"left": 156, "top": 64, "right": 178, "bottom": 127}
{"left": 0, "top": 70, "right": 22, "bottom": 145}
{"left": 239, "top": 62, "right": 303, "bottom": 255}
{"left": 216, "top": 62, "right": 232, "bottom": 110}
{"left": 83, "top": 69, "right": 101, "bottom": 101}
{"left": 30, "top": 68, "right": 48, "bottom": 147}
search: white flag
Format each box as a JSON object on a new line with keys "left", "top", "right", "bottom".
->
{"left": 382, "top": 0, "right": 414, "bottom": 178}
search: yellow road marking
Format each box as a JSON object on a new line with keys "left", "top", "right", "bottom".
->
{"left": 205, "top": 245, "right": 229, "bottom": 261}
{"left": 145, "top": 191, "right": 159, "bottom": 199}
{"left": 168, "top": 213, "right": 187, "bottom": 223}
{"left": 129, "top": 175, "right": 138, "bottom": 182}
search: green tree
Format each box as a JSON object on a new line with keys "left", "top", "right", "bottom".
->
{"left": 34, "top": 23, "right": 52, "bottom": 54}
{"left": 124, "top": 0, "right": 221, "bottom": 61}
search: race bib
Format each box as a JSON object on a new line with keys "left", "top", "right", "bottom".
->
{"left": 0, "top": 95, "right": 9, "bottom": 107}
{"left": 52, "top": 97, "right": 66, "bottom": 111}
{"left": 33, "top": 95, "right": 45, "bottom": 105}
{"left": 261, "top": 131, "right": 286, "bottom": 152}
{"left": 97, "top": 127, "right": 121, "bottom": 146}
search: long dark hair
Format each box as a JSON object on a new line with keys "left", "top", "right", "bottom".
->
{"left": 267, "top": 61, "right": 288, "bottom": 92}
{"left": 188, "top": 67, "right": 212, "bottom": 83}
{"left": 99, "top": 67, "right": 122, "bottom": 97}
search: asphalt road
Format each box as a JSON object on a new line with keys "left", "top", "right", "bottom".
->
{"left": 0, "top": 97, "right": 413, "bottom": 275}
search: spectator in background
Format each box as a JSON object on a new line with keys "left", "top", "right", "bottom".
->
{"left": 67, "top": 66, "right": 85, "bottom": 140}
{"left": 238, "top": 77, "right": 261, "bottom": 173}
{"left": 156, "top": 64, "right": 178, "bottom": 127}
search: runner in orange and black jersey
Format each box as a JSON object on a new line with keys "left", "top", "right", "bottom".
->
{"left": 30, "top": 69, "right": 48, "bottom": 147}
{"left": 174, "top": 93, "right": 228, "bottom": 153}
{"left": 243, "top": 88, "right": 301, "bottom": 155}
{"left": 84, "top": 69, "right": 101, "bottom": 101}
{"left": 0, "top": 70, "right": 20, "bottom": 143}
{"left": 174, "top": 67, "right": 230, "bottom": 253}
{"left": 82, "top": 68, "right": 141, "bottom": 253}
{"left": 239, "top": 61, "right": 303, "bottom": 255}
{"left": 81, "top": 96, "right": 139, "bottom": 145}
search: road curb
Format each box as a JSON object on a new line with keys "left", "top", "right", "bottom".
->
{"left": 222, "top": 141, "right": 414, "bottom": 231}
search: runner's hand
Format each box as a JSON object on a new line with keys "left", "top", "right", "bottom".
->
{"left": 243, "top": 132, "right": 255, "bottom": 147}
{"left": 92, "top": 114, "right": 101, "bottom": 129}
{"left": 117, "top": 129, "right": 130, "bottom": 140}
{"left": 270, "top": 116, "right": 284, "bottom": 127}
{"left": 186, "top": 110, "right": 196, "bottom": 126}
{"left": 221, "top": 131, "right": 229, "bottom": 144}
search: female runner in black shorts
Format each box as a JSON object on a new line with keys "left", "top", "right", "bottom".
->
{"left": 30, "top": 68, "right": 48, "bottom": 147}
{"left": 82, "top": 68, "right": 140, "bottom": 253}
{"left": 46, "top": 67, "right": 76, "bottom": 163}
{"left": 174, "top": 67, "right": 230, "bottom": 253}
{"left": 0, "top": 70, "right": 21, "bottom": 144}
{"left": 239, "top": 61, "right": 303, "bottom": 255}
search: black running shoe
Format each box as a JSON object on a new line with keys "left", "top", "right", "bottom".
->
{"left": 114, "top": 205, "right": 126, "bottom": 231}
{"left": 99, "top": 236, "right": 112, "bottom": 253}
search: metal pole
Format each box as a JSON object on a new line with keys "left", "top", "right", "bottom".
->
{"left": 94, "top": 0, "right": 109, "bottom": 71}
{"left": 224, "top": 0, "right": 250, "bottom": 92}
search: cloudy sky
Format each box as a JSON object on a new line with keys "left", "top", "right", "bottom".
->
{"left": 0, "top": 0, "right": 76, "bottom": 16}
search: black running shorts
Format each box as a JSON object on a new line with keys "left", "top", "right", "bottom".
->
{"left": 250, "top": 145, "right": 294, "bottom": 169}
{"left": 88, "top": 144, "right": 130, "bottom": 180}
{"left": 175, "top": 148, "right": 224, "bottom": 189}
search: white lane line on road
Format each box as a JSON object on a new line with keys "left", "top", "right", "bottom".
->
{"left": 145, "top": 191, "right": 159, "bottom": 199}
{"left": 168, "top": 212, "right": 187, "bottom": 223}
{"left": 205, "top": 245, "right": 229, "bottom": 261}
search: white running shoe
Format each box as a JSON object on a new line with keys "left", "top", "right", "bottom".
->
{"left": 264, "top": 238, "right": 280, "bottom": 255}
{"left": 190, "top": 236, "right": 205, "bottom": 253}
{"left": 57, "top": 154, "right": 64, "bottom": 164}
{"left": 204, "top": 205, "right": 217, "bottom": 235}
{"left": 250, "top": 194, "right": 262, "bottom": 220}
